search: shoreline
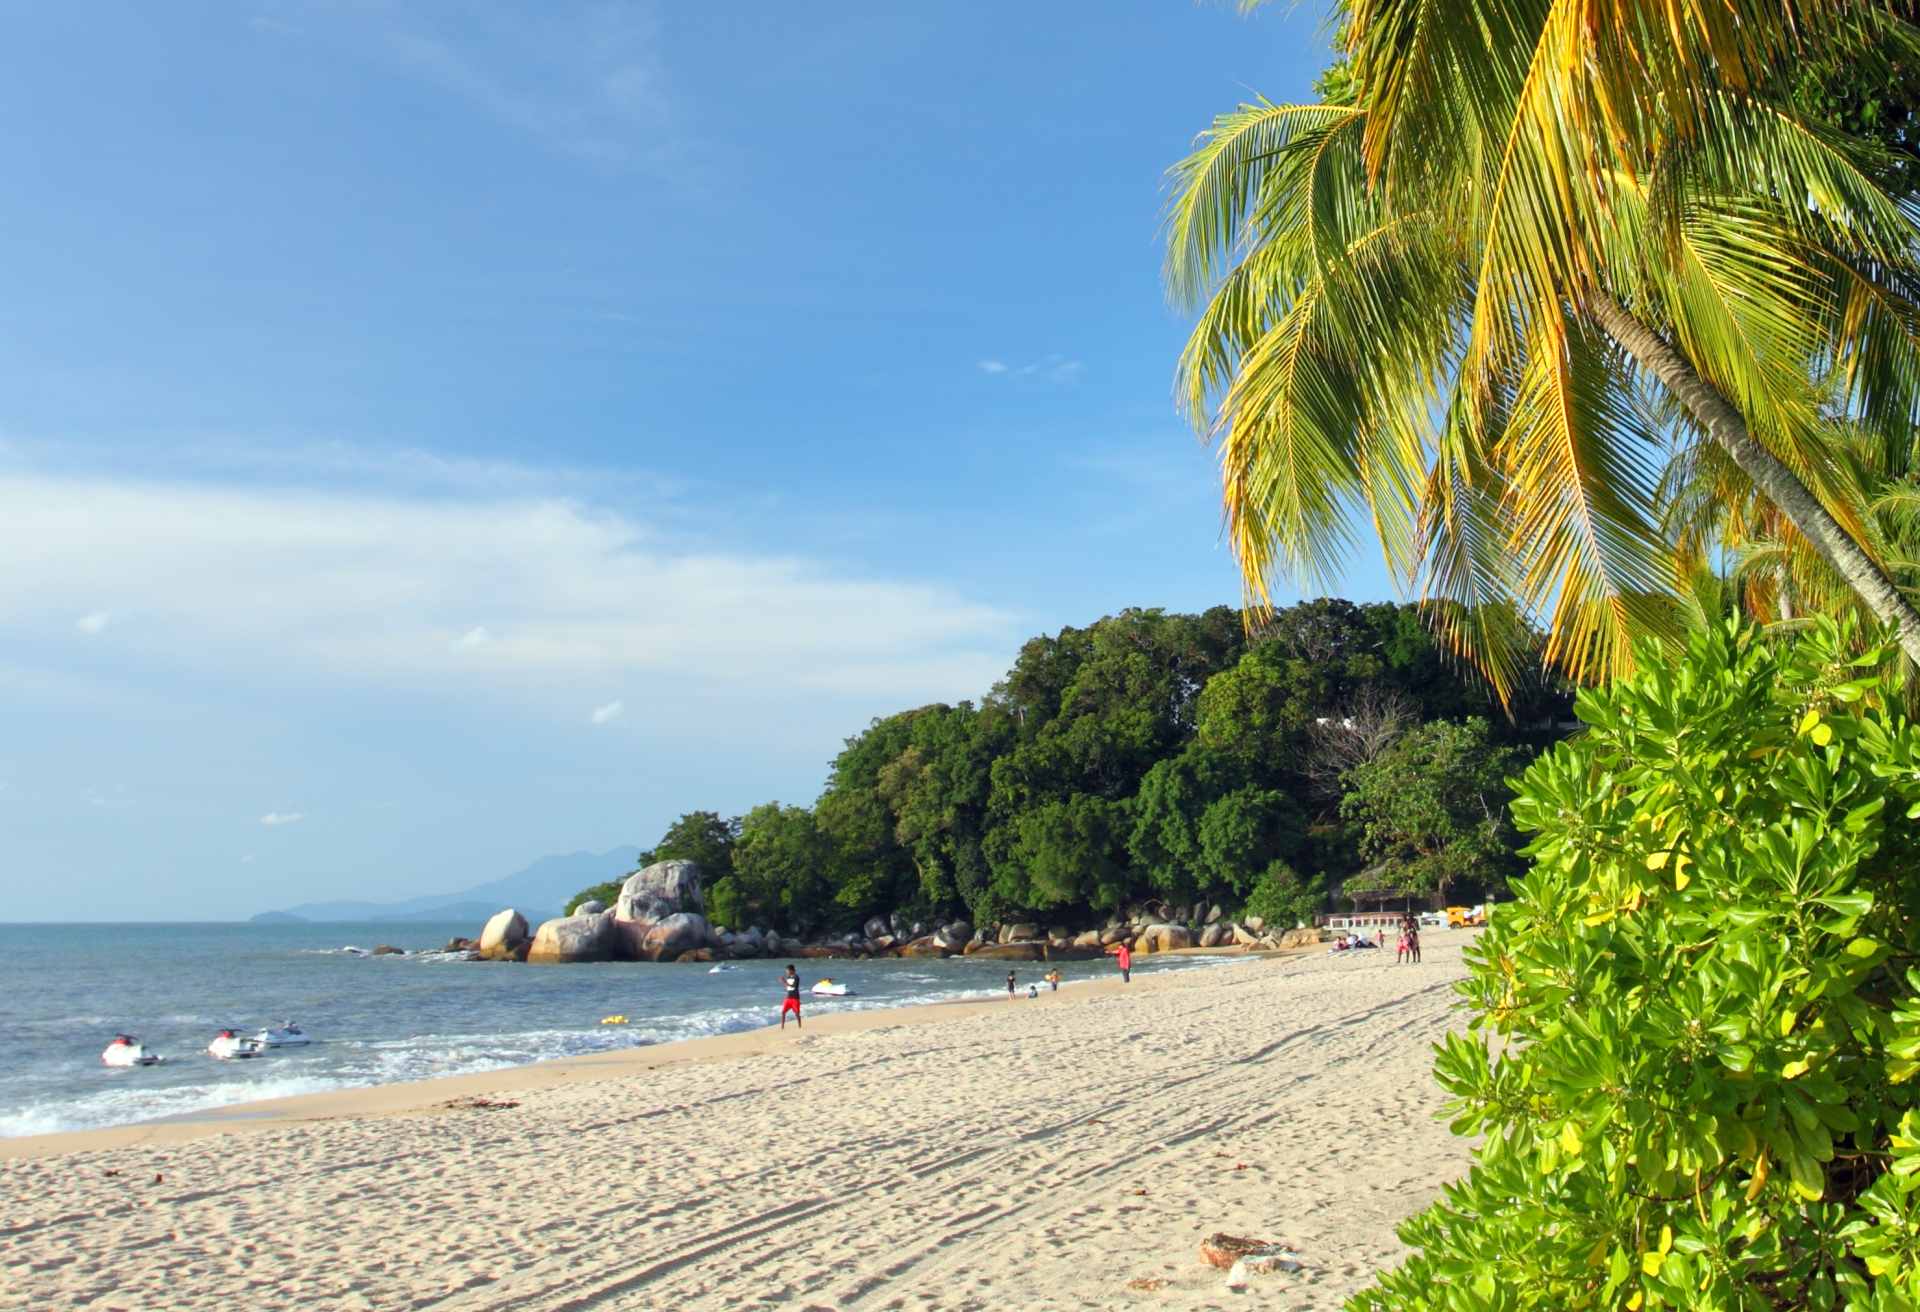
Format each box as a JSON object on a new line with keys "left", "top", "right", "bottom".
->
{"left": 4, "top": 934, "right": 1474, "bottom": 1310}
{"left": 0, "top": 945, "right": 1287, "bottom": 1164}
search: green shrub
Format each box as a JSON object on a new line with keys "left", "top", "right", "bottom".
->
{"left": 1354, "top": 620, "right": 1920, "bottom": 1310}
{"left": 1242, "top": 860, "right": 1323, "bottom": 929}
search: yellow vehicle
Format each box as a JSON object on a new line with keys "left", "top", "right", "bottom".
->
{"left": 1446, "top": 905, "right": 1489, "bottom": 928}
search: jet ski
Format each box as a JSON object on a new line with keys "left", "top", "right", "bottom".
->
{"left": 707, "top": 964, "right": 737, "bottom": 973}
{"left": 102, "top": 1035, "right": 163, "bottom": 1067}
{"left": 810, "top": 979, "right": 851, "bottom": 997}
{"left": 253, "top": 1022, "right": 311, "bottom": 1048}
{"left": 207, "top": 1029, "right": 266, "bottom": 1060}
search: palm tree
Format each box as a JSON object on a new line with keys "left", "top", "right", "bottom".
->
{"left": 1165, "top": 0, "right": 1920, "bottom": 696}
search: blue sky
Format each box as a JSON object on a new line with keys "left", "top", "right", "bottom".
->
{"left": 0, "top": 1, "right": 1388, "bottom": 921}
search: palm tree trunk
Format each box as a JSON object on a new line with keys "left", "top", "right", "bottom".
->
{"left": 1589, "top": 292, "right": 1920, "bottom": 664}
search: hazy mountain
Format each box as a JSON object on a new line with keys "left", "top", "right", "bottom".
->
{"left": 251, "top": 847, "right": 637, "bottom": 924}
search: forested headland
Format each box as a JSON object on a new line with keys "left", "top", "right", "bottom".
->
{"left": 571, "top": 599, "right": 1569, "bottom": 935}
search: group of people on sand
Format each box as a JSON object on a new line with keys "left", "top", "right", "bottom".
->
{"left": 777, "top": 944, "right": 1134, "bottom": 1030}
{"left": 1328, "top": 912, "right": 1423, "bottom": 963}
{"left": 1396, "top": 912, "right": 1422, "bottom": 964}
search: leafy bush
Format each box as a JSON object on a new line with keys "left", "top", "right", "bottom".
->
{"left": 1242, "top": 860, "right": 1323, "bottom": 930}
{"left": 1354, "top": 620, "right": 1920, "bottom": 1310}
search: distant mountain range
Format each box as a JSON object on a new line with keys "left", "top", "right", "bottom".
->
{"left": 249, "top": 847, "right": 637, "bottom": 925}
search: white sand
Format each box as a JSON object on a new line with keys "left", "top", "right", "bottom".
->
{"left": 0, "top": 932, "right": 1475, "bottom": 1311}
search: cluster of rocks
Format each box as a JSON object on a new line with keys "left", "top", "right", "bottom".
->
{"left": 464, "top": 862, "right": 1324, "bottom": 966}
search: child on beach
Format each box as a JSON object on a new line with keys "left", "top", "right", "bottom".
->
{"left": 780, "top": 965, "right": 803, "bottom": 1030}
{"left": 1115, "top": 941, "right": 1131, "bottom": 983}
{"left": 1007, "top": 969, "right": 1017, "bottom": 999}
{"left": 1045, "top": 969, "right": 1061, "bottom": 992}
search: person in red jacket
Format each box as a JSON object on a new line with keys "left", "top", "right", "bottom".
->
{"left": 1115, "top": 941, "right": 1132, "bottom": 984}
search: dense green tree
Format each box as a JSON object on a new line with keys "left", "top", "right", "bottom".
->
{"left": 1339, "top": 719, "right": 1524, "bottom": 906}
{"left": 1196, "top": 787, "right": 1306, "bottom": 897}
{"left": 1127, "top": 746, "right": 1236, "bottom": 901}
{"left": 1128, "top": 747, "right": 1309, "bottom": 902}
{"left": 640, "top": 810, "right": 740, "bottom": 880}
{"left": 570, "top": 602, "right": 1557, "bottom": 932}
{"left": 996, "top": 793, "right": 1131, "bottom": 912}
{"left": 880, "top": 702, "right": 1013, "bottom": 920}
{"left": 813, "top": 710, "right": 923, "bottom": 916}
{"left": 729, "top": 803, "right": 836, "bottom": 935}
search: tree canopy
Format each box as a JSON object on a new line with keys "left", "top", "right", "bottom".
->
{"left": 574, "top": 601, "right": 1564, "bottom": 933}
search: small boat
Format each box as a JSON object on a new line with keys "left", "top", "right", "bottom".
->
{"left": 600, "top": 1014, "right": 629, "bottom": 1026}
{"left": 253, "top": 1022, "right": 311, "bottom": 1048}
{"left": 102, "top": 1035, "right": 163, "bottom": 1067}
{"left": 207, "top": 1029, "right": 266, "bottom": 1060}
{"left": 707, "top": 964, "right": 737, "bottom": 974}
{"left": 810, "top": 979, "right": 850, "bottom": 997}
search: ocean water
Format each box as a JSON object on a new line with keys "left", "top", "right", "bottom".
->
{"left": 0, "top": 921, "right": 1206, "bottom": 1138}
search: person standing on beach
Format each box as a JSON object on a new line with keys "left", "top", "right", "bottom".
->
{"left": 1115, "top": 941, "right": 1132, "bottom": 983}
{"left": 1407, "top": 925, "right": 1421, "bottom": 964}
{"left": 780, "top": 965, "right": 803, "bottom": 1030}
{"left": 1006, "top": 969, "right": 1017, "bottom": 999}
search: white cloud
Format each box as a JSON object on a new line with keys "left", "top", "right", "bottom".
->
{"left": 259, "top": 812, "right": 305, "bottom": 827}
{"left": 0, "top": 470, "right": 1018, "bottom": 704}
{"left": 590, "top": 698, "right": 625, "bottom": 725}
{"left": 76, "top": 610, "right": 110, "bottom": 635}
{"left": 979, "top": 355, "right": 1082, "bottom": 384}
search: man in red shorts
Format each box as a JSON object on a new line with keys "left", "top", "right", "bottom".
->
{"left": 780, "top": 964, "right": 803, "bottom": 1030}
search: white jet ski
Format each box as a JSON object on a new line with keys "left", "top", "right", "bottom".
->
{"left": 810, "top": 979, "right": 851, "bottom": 997}
{"left": 253, "top": 1022, "right": 311, "bottom": 1048}
{"left": 708, "top": 964, "right": 738, "bottom": 973}
{"left": 102, "top": 1035, "right": 163, "bottom": 1067}
{"left": 207, "top": 1029, "right": 266, "bottom": 1060}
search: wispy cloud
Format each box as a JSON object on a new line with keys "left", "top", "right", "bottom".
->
{"left": 0, "top": 468, "right": 1019, "bottom": 704}
{"left": 259, "top": 811, "right": 304, "bottom": 827}
{"left": 979, "top": 354, "right": 1083, "bottom": 385}
{"left": 0, "top": 435, "right": 684, "bottom": 504}
{"left": 590, "top": 698, "right": 625, "bottom": 725}
{"left": 76, "top": 610, "right": 110, "bottom": 635}
{"left": 371, "top": 7, "right": 688, "bottom": 172}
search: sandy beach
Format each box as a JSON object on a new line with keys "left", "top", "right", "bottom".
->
{"left": 1, "top": 933, "right": 1476, "bottom": 1311}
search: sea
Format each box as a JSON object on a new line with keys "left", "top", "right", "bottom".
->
{"left": 0, "top": 921, "right": 1211, "bottom": 1139}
